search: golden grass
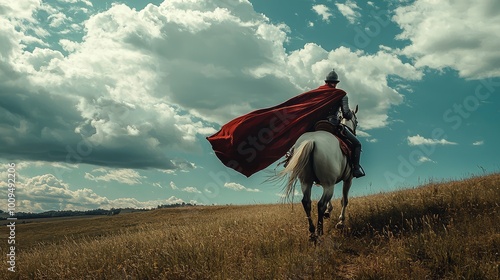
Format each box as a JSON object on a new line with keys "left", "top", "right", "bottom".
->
{"left": 2, "top": 173, "right": 499, "bottom": 279}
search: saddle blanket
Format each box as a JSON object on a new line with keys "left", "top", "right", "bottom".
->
{"left": 314, "top": 120, "right": 351, "bottom": 158}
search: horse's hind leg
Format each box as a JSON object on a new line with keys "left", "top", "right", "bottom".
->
{"left": 337, "top": 178, "right": 352, "bottom": 229}
{"left": 300, "top": 182, "right": 315, "bottom": 239}
{"left": 317, "top": 185, "right": 334, "bottom": 236}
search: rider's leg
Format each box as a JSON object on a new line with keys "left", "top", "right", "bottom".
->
{"left": 342, "top": 127, "right": 365, "bottom": 178}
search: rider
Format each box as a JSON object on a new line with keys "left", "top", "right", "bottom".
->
{"left": 324, "top": 69, "right": 365, "bottom": 178}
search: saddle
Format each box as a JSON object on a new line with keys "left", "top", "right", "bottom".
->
{"left": 313, "top": 120, "right": 352, "bottom": 159}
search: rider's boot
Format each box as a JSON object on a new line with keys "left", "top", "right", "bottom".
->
{"left": 351, "top": 146, "right": 365, "bottom": 178}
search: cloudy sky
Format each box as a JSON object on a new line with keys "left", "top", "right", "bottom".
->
{"left": 1, "top": 0, "right": 499, "bottom": 212}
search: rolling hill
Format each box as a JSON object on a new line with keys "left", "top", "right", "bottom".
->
{"left": 2, "top": 173, "right": 499, "bottom": 279}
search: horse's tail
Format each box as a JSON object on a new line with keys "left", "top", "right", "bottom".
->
{"left": 279, "top": 140, "right": 315, "bottom": 200}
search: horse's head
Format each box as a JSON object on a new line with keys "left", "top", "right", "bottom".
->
{"left": 342, "top": 105, "right": 358, "bottom": 135}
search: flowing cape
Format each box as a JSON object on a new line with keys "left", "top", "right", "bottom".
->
{"left": 206, "top": 84, "right": 346, "bottom": 177}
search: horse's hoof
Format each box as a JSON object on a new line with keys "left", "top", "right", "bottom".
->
{"left": 309, "top": 234, "right": 318, "bottom": 243}
{"left": 335, "top": 222, "right": 345, "bottom": 229}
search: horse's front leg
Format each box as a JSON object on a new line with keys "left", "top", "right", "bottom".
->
{"left": 317, "top": 185, "right": 334, "bottom": 236}
{"left": 336, "top": 178, "right": 352, "bottom": 229}
{"left": 301, "top": 182, "right": 315, "bottom": 239}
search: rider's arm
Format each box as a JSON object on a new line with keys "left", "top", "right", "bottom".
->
{"left": 340, "top": 95, "right": 353, "bottom": 120}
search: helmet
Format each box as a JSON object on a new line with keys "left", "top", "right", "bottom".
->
{"left": 325, "top": 69, "right": 340, "bottom": 83}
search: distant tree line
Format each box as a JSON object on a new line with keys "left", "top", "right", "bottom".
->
{"left": 0, "top": 208, "right": 122, "bottom": 219}
{"left": 156, "top": 202, "right": 196, "bottom": 209}
{"left": 0, "top": 203, "right": 197, "bottom": 220}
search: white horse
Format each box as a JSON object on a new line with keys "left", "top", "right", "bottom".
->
{"left": 278, "top": 106, "right": 359, "bottom": 239}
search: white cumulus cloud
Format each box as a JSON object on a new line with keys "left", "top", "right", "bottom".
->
{"left": 181, "top": 186, "right": 202, "bottom": 193}
{"left": 224, "top": 182, "right": 261, "bottom": 192}
{"left": 407, "top": 135, "right": 457, "bottom": 146}
{"left": 169, "top": 181, "right": 201, "bottom": 193}
{"left": 335, "top": 0, "right": 361, "bottom": 24}
{"left": 393, "top": 0, "right": 500, "bottom": 79}
{"left": 312, "top": 4, "right": 332, "bottom": 22}
{"left": 0, "top": 174, "right": 180, "bottom": 212}
{"left": 84, "top": 168, "right": 145, "bottom": 185}
{"left": 418, "top": 156, "right": 436, "bottom": 163}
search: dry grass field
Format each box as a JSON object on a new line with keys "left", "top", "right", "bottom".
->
{"left": 2, "top": 173, "right": 499, "bottom": 279}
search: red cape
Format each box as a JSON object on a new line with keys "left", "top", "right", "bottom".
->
{"left": 206, "top": 84, "right": 346, "bottom": 177}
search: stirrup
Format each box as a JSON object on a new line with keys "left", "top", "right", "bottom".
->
{"left": 352, "top": 166, "right": 365, "bottom": 178}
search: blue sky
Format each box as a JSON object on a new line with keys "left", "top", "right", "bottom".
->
{"left": 1, "top": 0, "right": 499, "bottom": 212}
